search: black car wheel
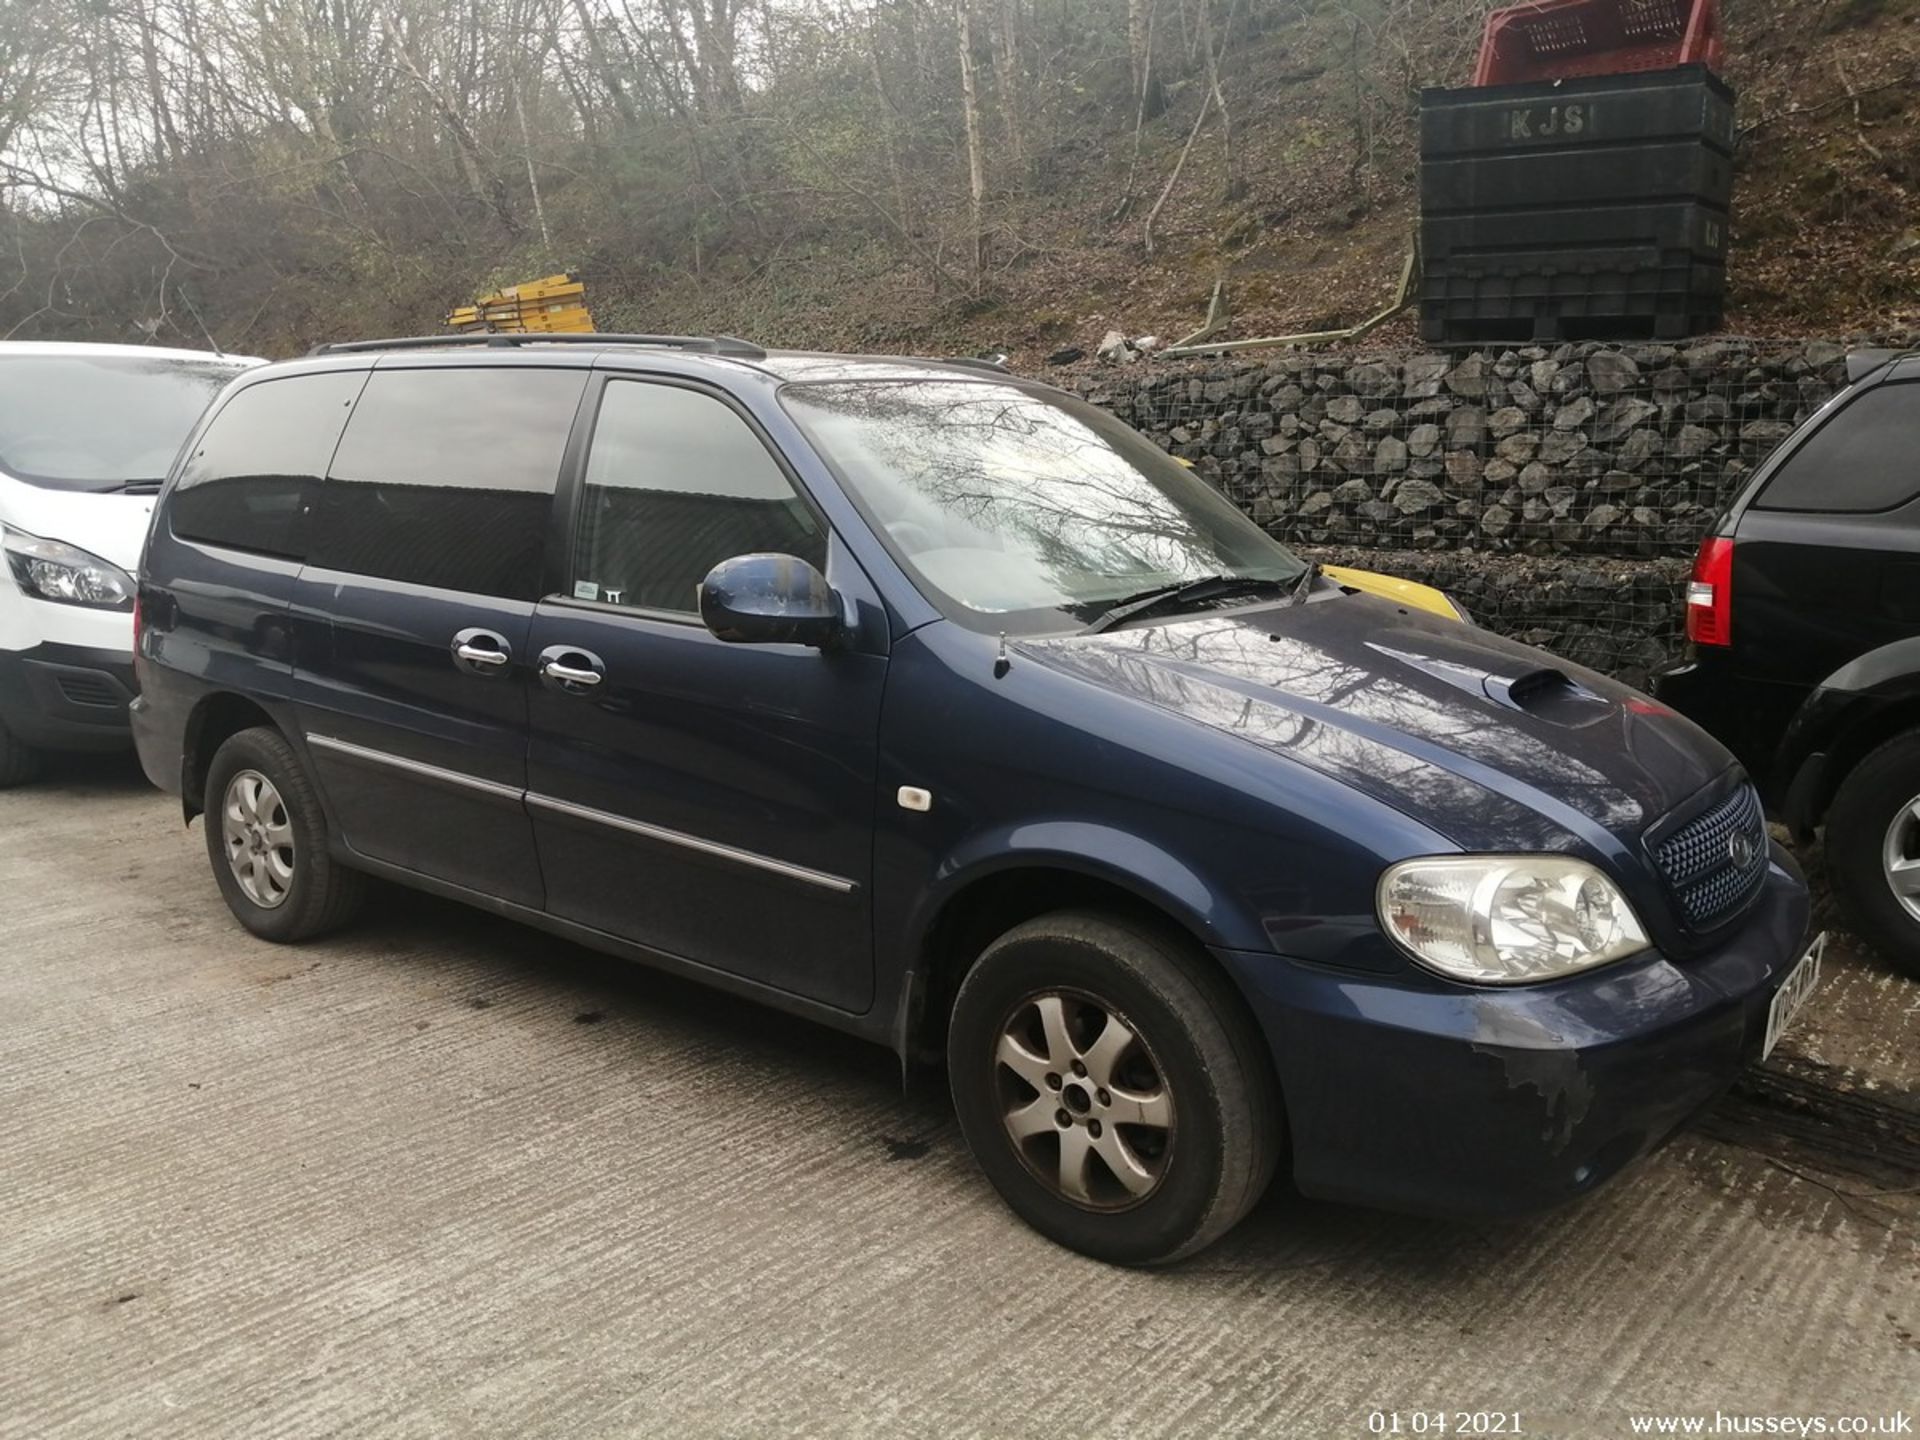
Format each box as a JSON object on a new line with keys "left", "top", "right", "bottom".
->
{"left": 948, "top": 910, "right": 1280, "bottom": 1265}
{"left": 0, "top": 716, "right": 41, "bottom": 788}
{"left": 203, "top": 726, "right": 364, "bottom": 943}
{"left": 1827, "top": 730, "right": 1920, "bottom": 979}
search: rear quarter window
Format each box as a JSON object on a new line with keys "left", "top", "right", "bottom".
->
{"left": 169, "top": 371, "right": 366, "bottom": 559}
{"left": 1755, "top": 381, "right": 1919, "bottom": 514}
{"left": 309, "top": 367, "right": 587, "bottom": 600}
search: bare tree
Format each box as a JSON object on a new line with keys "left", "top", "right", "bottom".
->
{"left": 955, "top": 0, "right": 987, "bottom": 284}
{"left": 992, "top": 0, "right": 1024, "bottom": 174}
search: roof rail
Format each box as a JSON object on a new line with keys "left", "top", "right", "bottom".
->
{"left": 307, "top": 332, "right": 768, "bottom": 360}
{"left": 940, "top": 355, "right": 1012, "bottom": 375}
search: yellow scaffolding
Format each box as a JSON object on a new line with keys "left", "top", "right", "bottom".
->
{"left": 446, "top": 272, "right": 595, "bottom": 335}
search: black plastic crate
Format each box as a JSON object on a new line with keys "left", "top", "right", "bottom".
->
{"left": 1421, "top": 139, "right": 1730, "bottom": 213}
{"left": 1418, "top": 65, "right": 1734, "bottom": 343}
{"left": 1420, "top": 66, "right": 1734, "bottom": 159}
{"left": 1423, "top": 200, "right": 1725, "bottom": 272}
{"left": 1419, "top": 261, "right": 1726, "bottom": 342}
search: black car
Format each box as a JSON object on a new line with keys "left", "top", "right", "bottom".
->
{"left": 1653, "top": 348, "right": 1920, "bottom": 974}
{"left": 133, "top": 332, "right": 1815, "bottom": 1264}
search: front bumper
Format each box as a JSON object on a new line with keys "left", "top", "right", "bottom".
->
{"left": 1215, "top": 846, "right": 1811, "bottom": 1218}
{"left": 0, "top": 641, "right": 137, "bottom": 752}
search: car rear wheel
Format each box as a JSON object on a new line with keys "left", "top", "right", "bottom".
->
{"left": 0, "top": 716, "right": 41, "bottom": 788}
{"left": 1827, "top": 730, "right": 1920, "bottom": 979}
{"left": 947, "top": 910, "right": 1280, "bottom": 1265}
{"left": 203, "top": 726, "right": 364, "bottom": 943}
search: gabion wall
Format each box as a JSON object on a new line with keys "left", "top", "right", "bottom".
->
{"left": 1067, "top": 336, "right": 1888, "bottom": 683}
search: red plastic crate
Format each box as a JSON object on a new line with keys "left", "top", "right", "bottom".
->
{"left": 1472, "top": 0, "right": 1722, "bottom": 86}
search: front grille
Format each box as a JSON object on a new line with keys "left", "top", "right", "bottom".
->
{"left": 55, "top": 672, "right": 123, "bottom": 708}
{"left": 1651, "top": 783, "right": 1769, "bottom": 930}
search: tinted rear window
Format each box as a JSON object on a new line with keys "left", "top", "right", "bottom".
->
{"left": 310, "top": 367, "right": 586, "bottom": 599}
{"left": 0, "top": 353, "right": 238, "bottom": 491}
{"left": 169, "top": 372, "right": 365, "bottom": 559}
{"left": 1755, "top": 382, "right": 1919, "bottom": 513}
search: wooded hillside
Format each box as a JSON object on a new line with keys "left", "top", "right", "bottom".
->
{"left": 0, "top": 0, "right": 1914, "bottom": 360}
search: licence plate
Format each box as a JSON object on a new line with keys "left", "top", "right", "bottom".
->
{"left": 1762, "top": 931, "right": 1825, "bottom": 1061}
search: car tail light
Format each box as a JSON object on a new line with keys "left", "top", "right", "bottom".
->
{"left": 131, "top": 594, "right": 147, "bottom": 688}
{"left": 1686, "top": 536, "right": 1733, "bottom": 647}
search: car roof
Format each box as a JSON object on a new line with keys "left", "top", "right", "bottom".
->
{"left": 0, "top": 340, "right": 259, "bottom": 366}
{"left": 295, "top": 332, "right": 1031, "bottom": 387}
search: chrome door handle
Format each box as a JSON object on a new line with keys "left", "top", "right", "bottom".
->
{"left": 541, "top": 659, "right": 603, "bottom": 686}
{"left": 450, "top": 627, "right": 513, "bottom": 674}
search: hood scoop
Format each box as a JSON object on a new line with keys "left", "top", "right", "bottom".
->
{"left": 1486, "top": 666, "right": 1610, "bottom": 723}
{"left": 1369, "top": 642, "right": 1611, "bottom": 725}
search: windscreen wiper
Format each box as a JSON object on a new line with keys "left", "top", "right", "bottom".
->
{"left": 1082, "top": 574, "right": 1298, "bottom": 634}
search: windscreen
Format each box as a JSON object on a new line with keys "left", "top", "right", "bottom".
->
{"left": 782, "top": 379, "right": 1307, "bottom": 633}
{"left": 0, "top": 353, "right": 238, "bottom": 490}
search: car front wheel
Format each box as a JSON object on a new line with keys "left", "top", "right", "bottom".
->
{"left": 947, "top": 910, "right": 1280, "bottom": 1265}
{"left": 1827, "top": 730, "right": 1920, "bottom": 979}
{"left": 203, "top": 726, "right": 364, "bottom": 943}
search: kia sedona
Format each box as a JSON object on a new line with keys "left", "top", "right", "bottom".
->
{"left": 0, "top": 342, "right": 257, "bottom": 784}
{"left": 132, "top": 333, "right": 1818, "bottom": 1265}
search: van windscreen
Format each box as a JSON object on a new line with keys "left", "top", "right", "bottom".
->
{"left": 0, "top": 353, "right": 237, "bottom": 490}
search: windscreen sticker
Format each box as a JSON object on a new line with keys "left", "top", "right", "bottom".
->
{"left": 573, "top": 580, "right": 600, "bottom": 601}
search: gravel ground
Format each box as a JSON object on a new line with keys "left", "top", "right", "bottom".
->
{"left": 2, "top": 756, "right": 1916, "bottom": 1439}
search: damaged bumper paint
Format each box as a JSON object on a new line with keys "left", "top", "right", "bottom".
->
{"left": 1212, "top": 845, "right": 1812, "bottom": 1219}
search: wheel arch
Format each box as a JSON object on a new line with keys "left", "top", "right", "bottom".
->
{"left": 896, "top": 840, "right": 1266, "bottom": 1068}
{"left": 1778, "top": 647, "right": 1920, "bottom": 837}
{"left": 180, "top": 691, "right": 283, "bottom": 822}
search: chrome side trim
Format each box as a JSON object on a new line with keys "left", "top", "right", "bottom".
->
{"left": 525, "top": 792, "right": 857, "bottom": 894}
{"left": 304, "top": 732, "right": 858, "bottom": 894}
{"left": 305, "top": 733, "right": 525, "bottom": 804}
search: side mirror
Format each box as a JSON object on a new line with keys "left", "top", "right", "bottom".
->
{"left": 698, "top": 553, "right": 845, "bottom": 648}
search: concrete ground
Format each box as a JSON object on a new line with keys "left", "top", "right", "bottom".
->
{"left": 2, "top": 757, "right": 1917, "bottom": 1440}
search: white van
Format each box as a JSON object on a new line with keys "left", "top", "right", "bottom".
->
{"left": 1, "top": 343, "right": 257, "bottom": 784}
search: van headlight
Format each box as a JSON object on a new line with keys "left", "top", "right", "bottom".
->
{"left": 2, "top": 526, "right": 135, "bottom": 610}
{"left": 1378, "top": 855, "right": 1649, "bottom": 984}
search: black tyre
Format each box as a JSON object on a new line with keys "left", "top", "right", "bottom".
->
{"left": 947, "top": 909, "right": 1281, "bottom": 1265}
{"left": 1827, "top": 731, "right": 1920, "bottom": 979}
{"left": 203, "top": 726, "right": 364, "bottom": 943}
{"left": 0, "top": 716, "right": 41, "bottom": 788}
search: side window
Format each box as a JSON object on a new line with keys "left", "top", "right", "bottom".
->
{"left": 169, "top": 372, "right": 364, "bottom": 559}
{"left": 311, "top": 367, "right": 586, "bottom": 599}
{"left": 1756, "top": 382, "right": 1919, "bottom": 513}
{"left": 572, "top": 381, "right": 825, "bottom": 615}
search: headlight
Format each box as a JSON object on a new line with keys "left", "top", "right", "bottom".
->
{"left": 1378, "top": 855, "right": 1649, "bottom": 984}
{"left": 2, "top": 526, "right": 135, "bottom": 610}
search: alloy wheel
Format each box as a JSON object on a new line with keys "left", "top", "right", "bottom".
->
{"left": 222, "top": 769, "right": 295, "bottom": 909}
{"left": 1883, "top": 794, "right": 1920, "bottom": 924}
{"left": 993, "top": 989, "right": 1175, "bottom": 1211}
